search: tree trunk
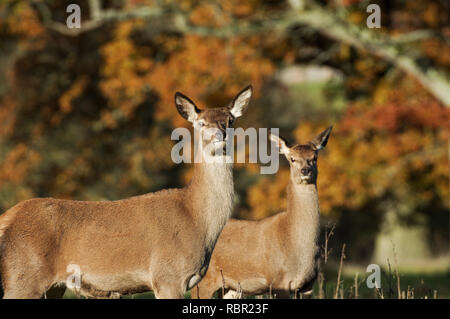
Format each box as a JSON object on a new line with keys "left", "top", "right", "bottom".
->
{"left": 373, "top": 209, "right": 430, "bottom": 267}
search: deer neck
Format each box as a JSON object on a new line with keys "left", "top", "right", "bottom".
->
{"left": 188, "top": 143, "right": 234, "bottom": 251}
{"left": 286, "top": 181, "right": 320, "bottom": 264}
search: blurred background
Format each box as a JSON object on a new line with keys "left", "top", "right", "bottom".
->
{"left": 0, "top": 0, "right": 449, "bottom": 298}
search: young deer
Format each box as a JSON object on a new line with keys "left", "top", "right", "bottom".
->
{"left": 0, "top": 86, "right": 253, "bottom": 299}
{"left": 193, "top": 126, "right": 332, "bottom": 299}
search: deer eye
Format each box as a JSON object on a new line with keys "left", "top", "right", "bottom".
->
{"left": 198, "top": 121, "right": 205, "bottom": 127}
{"left": 290, "top": 157, "right": 296, "bottom": 162}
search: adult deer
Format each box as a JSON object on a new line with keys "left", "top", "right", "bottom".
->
{"left": 193, "top": 126, "right": 332, "bottom": 299}
{"left": 0, "top": 86, "right": 253, "bottom": 299}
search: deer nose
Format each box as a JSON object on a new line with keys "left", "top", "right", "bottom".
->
{"left": 301, "top": 168, "right": 312, "bottom": 175}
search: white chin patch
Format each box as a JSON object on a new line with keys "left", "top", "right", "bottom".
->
{"left": 207, "top": 141, "right": 226, "bottom": 157}
{"left": 213, "top": 141, "right": 226, "bottom": 150}
{"left": 300, "top": 176, "right": 311, "bottom": 184}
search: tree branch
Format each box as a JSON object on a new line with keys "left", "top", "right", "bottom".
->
{"left": 31, "top": 0, "right": 165, "bottom": 36}
{"left": 285, "top": 2, "right": 450, "bottom": 107}
{"left": 29, "top": 0, "right": 450, "bottom": 106}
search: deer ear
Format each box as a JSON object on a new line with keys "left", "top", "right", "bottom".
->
{"left": 229, "top": 85, "right": 253, "bottom": 118}
{"left": 175, "top": 92, "right": 200, "bottom": 123}
{"left": 310, "top": 126, "right": 333, "bottom": 151}
{"left": 269, "top": 132, "right": 289, "bottom": 155}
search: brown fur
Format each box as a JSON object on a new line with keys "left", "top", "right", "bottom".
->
{"left": 0, "top": 86, "right": 253, "bottom": 299}
{"left": 193, "top": 127, "right": 332, "bottom": 299}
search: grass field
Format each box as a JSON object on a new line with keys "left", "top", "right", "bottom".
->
{"left": 315, "top": 257, "right": 450, "bottom": 299}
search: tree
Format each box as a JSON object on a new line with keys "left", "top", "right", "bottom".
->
{"left": 25, "top": 0, "right": 450, "bottom": 106}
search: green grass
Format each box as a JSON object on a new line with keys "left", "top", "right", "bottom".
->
{"left": 315, "top": 261, "right": 450, "bottom": 299}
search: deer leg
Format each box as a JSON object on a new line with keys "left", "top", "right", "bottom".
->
{"left": 153, "top": 284, "right": 185, "bottom": 299}
{"left": 1, "top": 254, "right": 57, "bottom": 299}
{"left": 192, "top": 284, "right": 217, "bottom": 299}
{"left": 3, "top": 287, "right": 42, "bottom": 299}
{"left": 192, "top": 278, "right": 221, "bottom": 299}
{"left": 2, "top": 271, "right": 50, "bottom": 299}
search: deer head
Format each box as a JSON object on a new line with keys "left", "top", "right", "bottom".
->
{"left": 175, "top": 86, "right": 253, "bottom": 158}
{"left": 270, "top": 126, "right": 333, "bottom": 185}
